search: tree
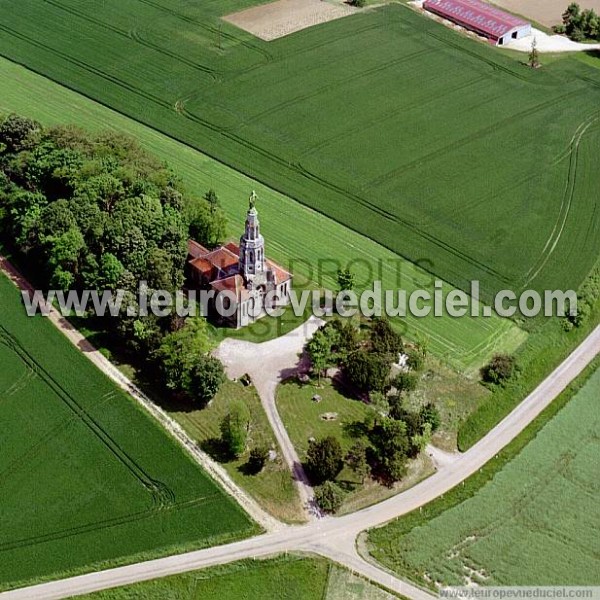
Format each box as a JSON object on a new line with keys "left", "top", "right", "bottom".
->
{"left": 247, "top": 445, "right": 269, "bottom": 474}
{"left": 306, "top": 436, "right": 343, "bottom": 484}
{"left": 204, "top": 188, "right": 219, "bottom": 211}
{"left": 0, "top": 114, "right": 40, "bottom": 153}
{"left": 528, "top": 37, "right": 540, "bottom": 69}
{"left": 345, "top": 440, "right": 369, "bottom": 483}
{"left": 314, "top": 481, "right": 345, "bottom": 513}
{"left": 220, "top": 400, "right": 250, "bottom": 457}
{"left": 411, "top": 422, "right": 432, "bottom": 454}
{"left": 368, "top": 417, "right": 410, "bottom": 483}
{"left": 419, "top": 402, "right": 441, "bottom": 432}
{"left": 154, "top": 318, "right": 213, "bottom": 393}
{"left": 188, "top": 355, "right": 225, "bottom": 405}
{"left": 392, "top": 371, "right": 418, "bottom": 395}
{"left": 343, "top": 350, "right": 391, "bottom": 393}
{"left": 370, "top": 317, "right": 403, "bottom": 357}
{"left": 481, "top": 353, "right": 517, "bottom": 385}
{"left": 306, "top": 328, "right": 333, "bottom": 383}
{"left": 187, "top": 194, "right": 227, "bottom": 248}
{"left": 336, "top": 267, "right": 356, "bottom": 293}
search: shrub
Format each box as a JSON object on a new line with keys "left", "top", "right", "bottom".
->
{"left": 392, "top": 371, "right": 418, "bottom": 395}
{"left": 419, "top": 402, "right": 441, "bottom": 432}
{"left": 220, "top": 400, "right": 250, "bottom": 458}
{"left": 314, "top": 481, "right": 345, "bottom": 513}
{"left": 306, "top": 436, "right": 343, "bottom": 484}
{"left": 406, "top": 348, "right": 425, "bottom": 372}
{"left": 247, "top": 446, "right": 269, "bottom": 474}
{"left": 481, "top": 354, "right": 517, "bottom": 385}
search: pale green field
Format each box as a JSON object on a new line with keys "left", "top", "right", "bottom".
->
{"left": 369, "top": 366, "right": 600, "bottom": 586}
{"left": 78, "top": 555, "right": 397, "bottom": 599}
{"left": 0, "top": 57, "right": 525, "bottom": 371}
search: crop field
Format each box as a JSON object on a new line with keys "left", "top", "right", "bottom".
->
{"left": 0, "top": 274, "right": 254, "bottom": 589}
{"left": 79, "top": 554, "right": 397, "bottom": 600}
{"left": 0, "top": 1, "right": 599, "bottom": 303}
{"left": 368, "top": 365, "right": 600, "bottom": 586}
{"left": 0, "top": 56, "right": 525, "bottom": 371}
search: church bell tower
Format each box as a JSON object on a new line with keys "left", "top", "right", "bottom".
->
{"left": 239, "top": 191, "right": 266, "bottom": 287}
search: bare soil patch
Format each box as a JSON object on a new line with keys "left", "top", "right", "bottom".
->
{"left": 490, "top": 0, "right": 600, "bottom": 28}
{"left": 223, "top": 0, "right": 359, "bottom": 41}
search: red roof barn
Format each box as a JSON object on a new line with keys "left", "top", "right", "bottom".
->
{"left": 423, "top": 0, "right": 531, "bottom": 45}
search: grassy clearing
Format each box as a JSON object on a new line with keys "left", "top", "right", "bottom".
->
{"left": 168, "top": 379, "right": 304, "bottom": 523}
{"left": 275, "top": 379, "right": 435, "bottom": 513}
{"left": 407, "top": 356, "right": 490, "bottom": 452}
{"left": 0, "top": 18, "right": 528, "bottom": 372}
{"left": 78, "top": 554, "right": 398, "bottom": 599}
{"left": 1, "top": 2, "right": 599, "bottom": 304}
{"left": 0, "top": 273, "right": 255, "bottom": 590}
{"left": 367, "top": 357, "right": 600, "bottom": 586}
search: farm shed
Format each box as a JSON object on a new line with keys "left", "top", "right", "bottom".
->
{"left": 423, "top": 0, "right": 531, "bottom": 45}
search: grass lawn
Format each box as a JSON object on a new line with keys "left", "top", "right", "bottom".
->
{"left": 1, "top": 1, "right": 599, "bottom": 304}
{"left": 276, "top": 378, "right": 435, "bottom": 513}
{"left": 78, "top": 554, "right": 398, "bottom": 600}
{"left": 367, "top": 360, "right": 600, "bottom": 587}
{"left": 0, "top": 273, "right": 255, "bottom": 590}
{"left": 0, "top": 30, "right": 526, "bottom": 373}
{"left": 168, "top": 379, "right": 304, "bottom": 523}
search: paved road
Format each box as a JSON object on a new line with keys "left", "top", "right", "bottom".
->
{"left": 3, "top": 308, "right": 599, "bottom": 599}
{"left": 215, "top": 317, "right": 325, "bottom": 519}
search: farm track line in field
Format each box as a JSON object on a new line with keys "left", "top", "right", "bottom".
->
{"left": 0, "top": 495, "right": 221, "bottom": 555}
{"left": 295, "top": 163, "right": 511, "bottom": 285}
{"left": 523, "top": 114, "right": 600, "bottom": 287}
{"left": 0, "top": 325, "right": 171, "bottom": 504}
{"left": 303, "top": 73, "right": 488, "bottom": 157}
{"left": 132, "top": 0, "right": 273, "bottom": 64}
{"left": 367, "top": 89, "right": 581, "bottom": 189}
{"left": 39, "top": 0, "right": 218, "bottom": 79}
{"left": 236, "top": 48, "right": 437, "bottom": 127}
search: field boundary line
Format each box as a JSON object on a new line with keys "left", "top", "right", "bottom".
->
{"left": 0, "top": 255, "right": 282, "bottom": 534}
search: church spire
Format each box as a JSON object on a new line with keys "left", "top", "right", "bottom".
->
{"left": 239, "top": 191, "right": 265, "bottom": 284}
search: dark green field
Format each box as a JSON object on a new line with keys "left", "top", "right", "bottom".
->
{"left": 1, "top": 0, "right": 599, "bottom": 299}
{"left": 0, "top": 273, "right": 254, "bottom": 589}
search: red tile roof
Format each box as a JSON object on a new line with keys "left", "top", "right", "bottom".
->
{"left": 188, "top": 239, "right": 209, "bottom": 259}
{"left": 423, "top": 0, "right": 529, "bottom": 39}
{"left": 224, "top": 241, "right": 240, "bottom": 255}
{"left": 266, "top": 259, "right": 292, "bottom": 285}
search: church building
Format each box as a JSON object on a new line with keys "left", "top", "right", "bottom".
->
{"left": 186, "top": 192, "right": 292, "bottom": 328}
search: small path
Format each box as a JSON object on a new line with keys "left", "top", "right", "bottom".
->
{"left": 426, "top": 444, "right": 460, "bottom": 470}
{"left": 506, "top": 27, "right": 600, "bottom": 53}
{"left": 214, "top": 317, "right": 325, "bottom": 520}
{"left": 0, "top": 256, "right": 281, "bottom": 533}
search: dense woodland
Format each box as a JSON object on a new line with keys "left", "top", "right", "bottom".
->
{"left": 0, "top": 114, "right": 227, "bottom": 403}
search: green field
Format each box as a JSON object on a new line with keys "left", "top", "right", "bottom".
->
{"left": 368, "top": 364, "right": 600, "bottom": 586}
{"left": 0, "top": 1, "right": 599, "bottom": 302}
{"left": 0, "top": 273, "right": 254, "bottom": 589}
{"left": 79, "top": 554, "right": 397, "bottom": 600}
{"left": 0, "top": 56, "right": 525, "bottom": 371}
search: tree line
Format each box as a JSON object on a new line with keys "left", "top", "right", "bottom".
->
{"left": 555, "top": 3, "right": 600, "bottom": 41}
{"left": 0, "top": 114, "right": 228, "bottom": 405}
